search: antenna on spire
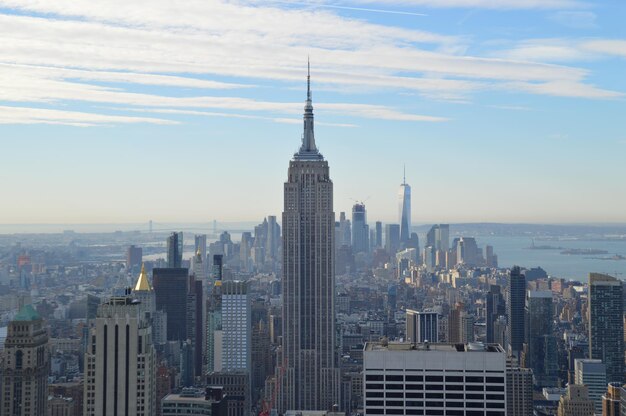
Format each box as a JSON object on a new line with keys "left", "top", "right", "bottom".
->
{"left": 307, "top": 56, "right": 311, "bottom": 101}
{"left": 403, "top": 164, "right": 406, "bottom": 185}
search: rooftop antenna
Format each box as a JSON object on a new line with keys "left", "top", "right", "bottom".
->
{"left": 403, "top": 164, "right": 406, "bottom": 185}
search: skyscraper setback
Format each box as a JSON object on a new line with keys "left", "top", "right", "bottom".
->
{"left": 276, "top": 65, "right": 340, "bottom": 412}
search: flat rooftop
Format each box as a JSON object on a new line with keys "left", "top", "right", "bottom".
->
{"left": 365, "top": 342, "right": 505, "bottom": 353}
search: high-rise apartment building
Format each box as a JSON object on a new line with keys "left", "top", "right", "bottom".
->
{"left": 351, "top": 203, "right": 369, "bottom": 254}
{"left": 557, "top": 384, "right": 594, "bottom": 416}
{"left": 525, "top": 290, "right": 557, "bottom": 387}
{"left": 276, "top": 65, "right": 340, "bottom": 412}
{"left": 166, "top": 232, "right": 183, "bottom": 268}
{"left": 84, "top": 294, "right": 156, "bottom": 416}
{"left": 363, "top": 341, "right": 507, "bottom": 416}
{"left": 507, "top": 266, "right": 526, "bottom": 359}
{"left": 588, "top": 273, "right": 624, "bottom": 384}
{"left": 575, "top": 359, "right": 607, "bottom": 414}
{"left": 221, "top": 281, "right": 251, "bottom": 372}
{"left": 405, "top": 310, "right": 438, "bottom": 343}
{"left": 153, "top": 268, "right": 189, "bottom": 341}
{"left": 1, "top": 304, "right": 49, "bottom": 416}
{"left": 398, "top": 170, "right": 411, "bottom": 244}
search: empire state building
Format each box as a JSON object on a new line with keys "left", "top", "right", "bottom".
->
{"left": 277, "top": 64, "right": 340, "bottom": 412}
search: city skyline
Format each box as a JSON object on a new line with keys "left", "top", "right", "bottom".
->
{"left": 1, "top": 1, "right": 626, "bottom": 224}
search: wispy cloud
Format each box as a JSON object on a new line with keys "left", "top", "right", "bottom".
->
{"left": 548, "top": 11, "right": 597, "bottom": 29}
{"left": 0, "top": 0, "right": 619, "bottom": 126}
{"left": 0, "top": 106, "right": 177, "bottom": 126}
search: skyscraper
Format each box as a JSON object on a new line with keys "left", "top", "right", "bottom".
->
{"left": 588, "top": 273, "right": 624, "bottom": 384}
{"left": 351, "top": 203, "right": 369, "bottom": 254}
{"left": 84, "top": 294, "right": 156, "bottom": 416}
{"left": 384, "top": 223, "right": 400, "bottom": 255}
{"left": 507, "top": 266, "right": 526, "bottom": 359}
{"left": 375, "top": 221, "right": 382, "bottom": 248}
{"left": 486, "top": 285, "right": 506, "bottom": 344}
{"left": 153, "top": 268, "right": 189, "bottom": 341}
{"left": 405, "top": 309, "right": 438, "bottom": 343}
{"left": 277, "top": 64, "right": 340, "bottom": 412}
{"left": 194, "top": 234, "right": 207, "bottom": 273}
{"left": 1, "top": 304, "right": 49, "bottom": 416}
{"left": 557, "top": 384, "right": 594, "bottom": 416}
{"left": 398, "top": 168, "right": 411, "bottom": 244}
{"left": 575, "top": 359, "right": 607, "bottom": 414}
{"left": 167, "top": 232, "right": 183, "bottom": 268}
{"left": 525, "top": 290, "right": 557, "bottom": 387}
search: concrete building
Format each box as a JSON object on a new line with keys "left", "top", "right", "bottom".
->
{"left": 1, "top": 304, "right": 49, "bottom": 416}
{"left": 161, "top": 387, "right": 226, "bottom": 416}
{"left": 558, "top": 384, "right": 594, "bottom": 416}
{"left": 588, "top": 273, "right": 624, "bottom": 384}
{"left": 221, "top": 281, "right": 251, "bottom": 373}
{"left": 363, "top": 341, "right": 506, "bottom": 416}
{"left": 575, "top": 359, "right": 607, "bottom": 414}
{"left": 602, "top": 382, "right": 622, "bottom": 416}
{"left": 275, "top": 65, "right": 340, "bottom": 412}
{"left": 83, "top": 294, "right": 156, "bottom": 416}
{"left": 506, "top": 365, "right": 533, "bottom": 416}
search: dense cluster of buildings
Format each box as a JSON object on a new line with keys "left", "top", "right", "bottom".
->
{"left": 0, "top": 70, "right": 624, "bottom": 416}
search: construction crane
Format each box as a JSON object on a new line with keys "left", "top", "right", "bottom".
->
{"left": 259, "top": 358, "right": 287, "bottom": 416}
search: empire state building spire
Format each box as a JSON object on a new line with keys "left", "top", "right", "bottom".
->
{"left": 295, "top": 59, "right": 323, "bottom": 160}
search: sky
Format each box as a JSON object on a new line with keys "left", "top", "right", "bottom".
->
{"left": 1, "top": 0, "right": 625, "bottom": 226}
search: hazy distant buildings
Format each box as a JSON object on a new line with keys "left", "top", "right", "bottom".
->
{"left": 384, "top": 224, "right": 400, "bottom": 255}
{"left": 374, "top": 221, "right": 382, "bottom": 248}
{"left": 194, "top": 234, "right": 207, "bottom": 272}
{"left": 1, "top": 305, "right": 49, "bottom": 416}
{"left": 275, "top": 67, "right": 340, "bottom": 412}
{"left": 486, "top": 285, "right": 506, "bottom": 344}
{"left": 126, "top": 245, "right": 142, "bottom": 271}
{"left": 351, "top": 203, "right": 369, "bottom": 254}
{"left": 507, "top": 266, "right": 526, "bottom": 359}
{"left": 398, "top": 171, "right": 411, "bottom": 245}
{"left": 166, "top": 232, "right": 183, "bottom": 268}
{"left": 588, "top": 273, "right": 624, "bottom": 384}
{"left": 84, "top": 295, "right": 156, "bottom": 416}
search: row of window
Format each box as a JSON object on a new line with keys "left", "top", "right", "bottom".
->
{"left": 366, "top": 400, "right": 505, "bottom": 408}
{"left": 365, "top": 383, "right": 505, "bottom": 392}
{"left": 367, "top": 409, "right": 505, "bottom": 416}
{"left": 366, "top": 392, "right": 505, "bottom": 401}
{"left": 366, "top": 375, "right": 505, "bottom": 384}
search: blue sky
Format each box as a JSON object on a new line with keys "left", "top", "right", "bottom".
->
{"left": 1, "top": 0, "right": 625, "bottom": 225}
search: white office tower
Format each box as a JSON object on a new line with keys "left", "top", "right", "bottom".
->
{"left": 84, "top": 294, "right": 156, "bottom": 416}
{"left": 276, "top": 64, "right": 340, "bottom": 412}
{"left": 220, "top": 281, "right": 251, "bottom": 372}
{"left": 574, "top": 359, "right": 607, "bottom": 414}
{"left": 363, "top": 342, "right": 507, "bottom": 416}
{"left": 398, "top": 169, "right": 411, "bottom": 245}
{"left": 406, "top": 310, "right": 439, "bottom": 343}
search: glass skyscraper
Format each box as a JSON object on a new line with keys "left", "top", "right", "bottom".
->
{"left": 398, "top": 171, "right": 411, "bottom": 244}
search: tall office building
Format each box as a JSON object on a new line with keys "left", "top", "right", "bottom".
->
{"left": 588, "top": 273, "right": 624, "bottom": 383}
{"left": 375, "top": 221, "right": 382, "bottom": 248}
{"left": 84, "top": 294, "right": 156, "bottom": 416}
{"left": 486, "top": 285, "right": 506, "bottom": 344}
{"left": 447, "top": 302, "right": 463, "bottom": 343}
{"left": 221, "top": 281, "right": 251, "bottom": 372}
{"left": 460, "top": 313, "right": 475, "bottom": 343}
{"left": 351, "top": 203, "right": 369, "bottom": 254}
{"left": 557, "top": 384, "right": 594, "bottom": 416}
{"left": 132, "top": 264, "right": 167, "bottom": 348}
{"left": 166, "top": 232, "right": 183, "bottom": 268}
{"left": 575, "top": 359, "right": 607, "bottom": 414}
{"left": 153, "top": 268, "right": 189, "bottom": 341}
{"left": 363, "top": 341, "right": 507, "bottom": 416}
{"left": 506, "top": 364, "right": 533, "bottom": 416}
{"left": 405, "top": 309, "right": 438, "bottom": 343}
{"left": 1, "top": 304, "right": 49, "bottom": 416}
{"left": 398, "top": 169, "right": 411, "bottom": 245}
{"left": 525, "top": 290, "right": 557, "bottom": 387}
{"left": 384, "top": 224, "right": 400, "bottom": 255}
{"left": 276, "top": 65, "right": 340, "bottom": 412}
{"left": 426, "top": 224, "right": 450, "bottom": 252}
{"left": 507, "top": 266, "right": 526, "bottom": 359}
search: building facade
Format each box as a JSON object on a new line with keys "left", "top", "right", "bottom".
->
{"left": 276, "top": 65, "right": 340, "bottom": 412}
{"left": 83, "top": 294, "right": 156, "bottom": 416}
{"left": 363, "top": 342, "right": 507, "bottom": 416}
{"left": 1, "top": 304, "right": 49, "bottom": 416}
